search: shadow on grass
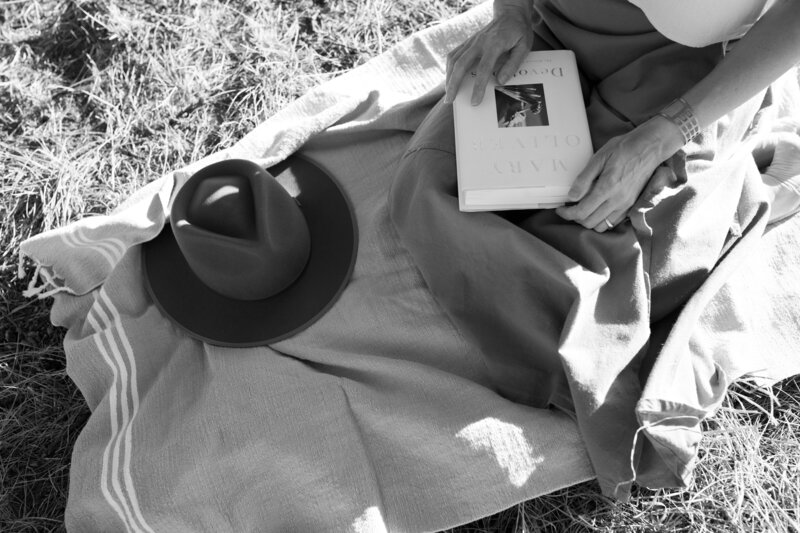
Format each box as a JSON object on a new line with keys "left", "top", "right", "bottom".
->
{"left": 20, "top": 0, "right": 122, "bottom": 83}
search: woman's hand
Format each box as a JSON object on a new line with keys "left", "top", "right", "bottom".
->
{"left": 555, "top": 116, "right": 685, "bottom": 232}
{"left": 444, "top": 0, "right": 534, "bottom": 106}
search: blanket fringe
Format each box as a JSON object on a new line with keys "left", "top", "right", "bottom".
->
{"left": 18, "top": 253, "right": 76, "bottom": 299}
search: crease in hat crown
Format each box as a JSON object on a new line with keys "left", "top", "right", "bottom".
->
{"left": 170, "top": 159, "right": 311, "bottom": 301}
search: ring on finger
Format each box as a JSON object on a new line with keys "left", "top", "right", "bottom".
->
{"left": 603, "top": 217, "right": 614, "bottom": 229}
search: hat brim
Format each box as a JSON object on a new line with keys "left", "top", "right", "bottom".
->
{"left": 142, "top": 153, "right": 358, "bottom": 347}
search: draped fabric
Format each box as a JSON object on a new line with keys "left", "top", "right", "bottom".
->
{"left": 390, "top": 0, "right": 800, "bottom": 499}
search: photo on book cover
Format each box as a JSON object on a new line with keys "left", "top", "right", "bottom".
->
{"left": 495, "top": 83, "right": 549, "bottom": 128}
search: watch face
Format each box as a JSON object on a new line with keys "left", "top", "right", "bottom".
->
{"left": 661, "top": 100, "right": 684, "bottom": 119}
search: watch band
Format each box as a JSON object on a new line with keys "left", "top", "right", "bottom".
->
{"left": 658, "top": 97, "right": 700, "bottom": 144}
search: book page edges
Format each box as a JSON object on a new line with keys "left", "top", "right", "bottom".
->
{"left": 461, "top": 186, "right": 571, "bottom": 211}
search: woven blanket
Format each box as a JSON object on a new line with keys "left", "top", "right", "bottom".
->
{"left": 19, "top": 2, "right": 800, "bottom": 531}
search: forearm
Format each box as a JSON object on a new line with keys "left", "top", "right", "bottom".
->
{"left": 494, "top": 0, "right": 533, "bottom": 17}
{"left": 559, "top": 0, "right": 800, "bottom": 230}
{"left": 683, "top": 0, "right": 800, "bottom": 128}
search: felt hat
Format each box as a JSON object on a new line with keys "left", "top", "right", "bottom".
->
{"left": 142, "top": 154, "right": 358, "bottom": 347}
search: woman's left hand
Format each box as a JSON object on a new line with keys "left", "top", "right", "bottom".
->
{"left": 555, "top": 116, "right": 685, "bottom": 232}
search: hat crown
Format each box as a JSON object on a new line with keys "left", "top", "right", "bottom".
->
{"left": 187, "top": 175, "right": 256, "bottom": 239}
{"left": 171, "top": 160, "right": 311, "bottom": 301}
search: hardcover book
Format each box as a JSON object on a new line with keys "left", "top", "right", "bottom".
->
{"left": 453, "top": 50, "right": 593, "bottom": 212}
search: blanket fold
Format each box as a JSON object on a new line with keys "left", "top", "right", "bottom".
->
{"left": 17, "top": 1, "right": 800, "bottom": 530}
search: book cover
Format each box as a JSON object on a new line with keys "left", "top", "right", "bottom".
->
{"left": 453, "top": 50, "right": 593, "bottom": 212}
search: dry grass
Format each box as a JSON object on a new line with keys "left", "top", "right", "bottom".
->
{"left": 1, "top": 1, "right": 799, "bottom": 531}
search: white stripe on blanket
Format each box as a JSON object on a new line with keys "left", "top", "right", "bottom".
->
{"left": 85, "top": 280, "right": 154, "bottom": 533}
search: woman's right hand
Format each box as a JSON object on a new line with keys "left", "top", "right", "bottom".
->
{"left": 444, "top": 0, "right": 535, "bottom": 106}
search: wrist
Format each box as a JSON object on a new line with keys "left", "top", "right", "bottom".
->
{"left": 495, "top": 0, "right": 533, "bottom": 18}
{"left": 657, "top": 97, "right": 701, "bottom": 146}
{"left": 645, "top": 114, "right": 687, "bottom": 161}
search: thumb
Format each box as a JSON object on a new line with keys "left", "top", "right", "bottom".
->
{"left": 568, "top": 151, "right": 605, "bottom": 201}
{"left": 639, "top": 165, "right": 676, "bottom": 205}
{"left": 496, "top": 41, "right": 530, "bottom": 84}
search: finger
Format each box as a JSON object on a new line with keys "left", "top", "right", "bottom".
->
{"left": 556, "top": 169, "right": 610, "bottom": 224}
{"left": 591, "top": 206, "right": 628, "bottom": 233}
{"left": 444, "top": 43, "right": 468, "bottom": 102}
{"left": 445, "top": 46, "right": 459, "bottom": 85}
{"left": 580, "top": 197, "right": 616, "bottom": 230}
{"left": 445, "top": 42, "right": 481, "bottom": 102}
{"left": 567, "top": 149, "right": 608, "bottom": 202}
{"left": 471, "top": 45, "right": 505, "bottom": 105}
{"left": 495, "top": 40, "right": 530, "bottom": 85}
{"left": 444, "top": 44, "right": 479, "bottom": 104}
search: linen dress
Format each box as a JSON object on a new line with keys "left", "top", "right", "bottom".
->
{"left": 390, "top": 0, "right": 771, "bottom": 499}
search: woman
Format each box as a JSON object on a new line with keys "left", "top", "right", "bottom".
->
{"left": 389, "top": 0, "right": 800, "bottom": 499}
{"left": 444, "top": 0, "right": 800, "bottom": 232}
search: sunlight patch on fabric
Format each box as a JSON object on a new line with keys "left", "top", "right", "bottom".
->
{"left": 456, "top": 418, "right": 544, "bottom": 487}
{"left": 351, "top": 506, "right": 388, "bottom": 533}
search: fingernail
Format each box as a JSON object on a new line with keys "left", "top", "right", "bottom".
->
{"left": 497, "top": 74, "right": 509, "bottom": 85}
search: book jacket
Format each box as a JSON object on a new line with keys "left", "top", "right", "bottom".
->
{"left": 453, "top": 50, "right": 593, "bottom": 212}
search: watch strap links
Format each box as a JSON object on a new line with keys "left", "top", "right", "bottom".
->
{"left": 658, "top": 97, "right": 700, "bottom": 144}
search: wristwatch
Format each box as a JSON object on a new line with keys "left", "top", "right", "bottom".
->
{"left": 658, "top": 97, "right": 700, "bottom": 145}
